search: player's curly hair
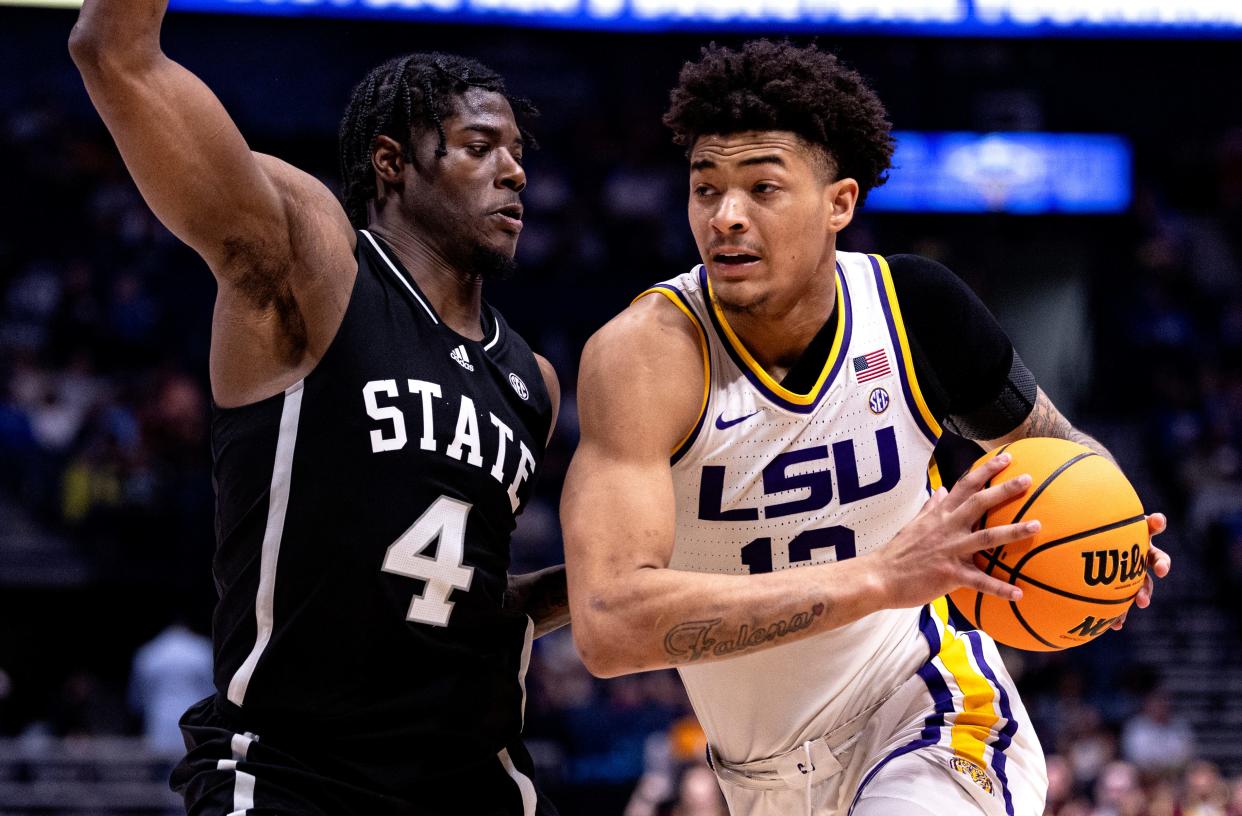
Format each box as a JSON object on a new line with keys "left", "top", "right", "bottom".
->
{"left": 663, "top": 40, "right": 894, "bottom": 203}
{"left": 338, "top": 52, "right": 537, "bottom": 228}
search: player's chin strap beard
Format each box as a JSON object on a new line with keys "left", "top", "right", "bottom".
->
{"left": 469, "top": 243, "right": 518, "bottom": 281}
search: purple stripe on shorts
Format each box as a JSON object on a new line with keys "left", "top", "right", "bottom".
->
{"left": 847, "top": 607, "right": 952, "bottom": 815}
{"left": 966, "top": 630, "right": 1018, "bottom": 816}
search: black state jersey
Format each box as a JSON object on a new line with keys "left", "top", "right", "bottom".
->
{"left": 207, "top": 230, "right": 553, "bottom": 795}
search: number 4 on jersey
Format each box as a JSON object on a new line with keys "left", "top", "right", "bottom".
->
{"left": 381, "top": 495, "right": 475, "bottom": 627}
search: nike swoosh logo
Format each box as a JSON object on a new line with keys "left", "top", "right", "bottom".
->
{"left": 716, "top": 410, "right": 760, "bottom": 430}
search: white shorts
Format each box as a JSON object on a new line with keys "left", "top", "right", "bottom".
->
{"left": 711, "top": 606, "right": 1047, "bottom": 816}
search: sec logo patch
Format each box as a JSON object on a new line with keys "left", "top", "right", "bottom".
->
{"left": 868, "top": 387, "right": 890, "bottom": 415}
{"left": 509, "top": 372, "right": 529, "bottom": 400}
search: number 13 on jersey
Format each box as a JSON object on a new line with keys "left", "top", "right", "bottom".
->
{"left": 381, "top": 495, "right": 475, "bottom": 627}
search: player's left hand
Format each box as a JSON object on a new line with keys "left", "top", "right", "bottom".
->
{"left": 1111, "top": 513, "right": 1171, "bottom": 630}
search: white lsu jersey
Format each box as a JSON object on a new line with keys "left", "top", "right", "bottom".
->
{"left": 639, "top": 252, "right": 951, "bottom": 765}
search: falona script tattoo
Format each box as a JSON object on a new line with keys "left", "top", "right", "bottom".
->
{"left": 663, "top": 603, "right": 826, "bottom": 663}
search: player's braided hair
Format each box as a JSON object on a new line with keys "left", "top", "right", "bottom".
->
{"left": 338, "top": 52, "right": 537, "bottom": 228}
{"left": 663, "top": 39, "right": 894, "bottom": 203}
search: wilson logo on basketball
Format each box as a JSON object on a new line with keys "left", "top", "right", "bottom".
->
{"left": 1081, "top": 543, "right": 1147, "bottom": 587}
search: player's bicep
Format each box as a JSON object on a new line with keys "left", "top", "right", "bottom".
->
{"left": 563, "top": 440, "right": 676, "bottom": 580}
{"left": 561, "top": 436, "right": 679, "bottom": 675}
{"left": 561, "top": 304, "right": 702, "bottom": 588}
{"left": 562, "top": 387, "right": 680, "bottom": 583}
{"left": 72, "top": 47, "right": 297, "bottom": 273}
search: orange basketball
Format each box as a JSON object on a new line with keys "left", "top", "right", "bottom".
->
{"left": 947, "top": 437, "right": 1149, "bottom": 651}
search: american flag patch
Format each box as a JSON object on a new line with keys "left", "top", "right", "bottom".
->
{"left": 853, "top": 349, "right": 892, "bottom": 383}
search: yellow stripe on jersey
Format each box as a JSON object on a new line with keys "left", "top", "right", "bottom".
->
{"left": 703, "top": 272, "right": 847, "bottom": 407}
{"left": 930, "top": 598, "right": 1002, "bottom": 769}
{"left": 633, "top": 288, "right": 711, "bottom": 456}
{"left": 928, "top": 460, "right": 944, "bottom": 492}
{"left": 871, "top": 254, "right": 943, "bottom": 439}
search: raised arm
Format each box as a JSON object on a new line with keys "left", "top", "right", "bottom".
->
{"left": 70, "top": 0, "right": 355, "bottom": 404}
{"left": 561, "top": 296, "right": 1035, "bottom": 679}
{"left": 72, "top": 1, "right": 329, "bottom": 269}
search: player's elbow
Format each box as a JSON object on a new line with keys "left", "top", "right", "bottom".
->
{"left": 68, "top": 22, "right": 105, "bottom": 71}
{"left": 68, "top": 21, "right": 158, "bottom": 76}
{"left": 571, "top": 597, "right": 637, "bottom": 679}
{"left": 574, "top": 633, "right": 624, "bottom": 679}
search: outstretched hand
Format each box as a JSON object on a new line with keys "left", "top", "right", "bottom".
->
{"left": 870, "top": 452, "right": 1040, "bottom": 610}
{"left": 1110, "top": 513, "right": 1171, "bottom": 630}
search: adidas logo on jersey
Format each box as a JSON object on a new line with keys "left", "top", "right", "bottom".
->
{"left": 450, "top": 345, "right": 474, "bottom": 371}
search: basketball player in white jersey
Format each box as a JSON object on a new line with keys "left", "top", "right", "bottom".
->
{"left": 560, "top": 40, "right": 1170, "bottom": 816}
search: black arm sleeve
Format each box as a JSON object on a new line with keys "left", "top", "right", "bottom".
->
{"left": 886, "top": 254, "right": 1037, "bottom": 440}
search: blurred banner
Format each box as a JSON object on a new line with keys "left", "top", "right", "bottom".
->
{"left": 5, "top": 0, "right": 1242, "bottom": 35}
{"left": 867, "top": 132, "right": 1132, "bottom": 214}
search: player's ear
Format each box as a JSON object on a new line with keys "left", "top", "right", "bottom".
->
{"left": 825, "top": 177, "right": 859, "bottom": 234}
{"left": 371, "top": 135, "right": 406, "bottom": 186}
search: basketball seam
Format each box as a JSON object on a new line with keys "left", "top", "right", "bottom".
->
{"left": 1004, "top": 513, "right": 1147, "bottom": 577}
{"left": 1001, "top": 512, "right": 1147, "bottom": 644}
{"left": 1009, "top": 600, "right": 1059, "bottom": 649}
{"left": 1010, "top": 451, "right": 1097, "bottom": 524}
{"left": 988, "top": 565, "right": 1143, "bottom": 605}
{"left": 973, "top": 447, "right": 1110, "bottom": 648}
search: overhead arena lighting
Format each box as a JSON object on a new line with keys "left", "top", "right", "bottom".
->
{"left": 866, "top": 132, "right": 1133, "bottom": 215}
{"left": 6, "top": 0, "right": 1242, "bottom": 36}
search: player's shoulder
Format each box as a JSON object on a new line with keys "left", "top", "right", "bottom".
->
{"left": 871, "top": 253, "right": 991, "bottom": 327}
{"left": 534, "top": 353, "right": 560, "bottom": 399}
{"left": 584, "top": 281, "right": 704, "bottom": 378}
{"left": 253, "top": 152, "right": 356, "bottom": 258}
{"left": 882, "top": 253, "right": 970, "bottom": 293}
{"left": 577, "top": 275, "right": 706, "bottom": 445}
{"left": 254, "top": 153, "right": 344, "bottom": 215}
{"left": 212, "top": 152, "right": 355, "bottom": 290}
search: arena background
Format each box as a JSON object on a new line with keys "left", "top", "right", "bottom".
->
{"left": 1, "top": 2, "right": 1240, "bottom": 813}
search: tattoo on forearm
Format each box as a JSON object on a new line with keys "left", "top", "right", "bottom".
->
{"left": 1022, "top": 395, "right": 1074, "bottom": 439}
{"left": 663, "top": 603, "right": 826, "bottom": 664}
{"left": 1023, "top": 394, "right": 1117, "bottom": 466}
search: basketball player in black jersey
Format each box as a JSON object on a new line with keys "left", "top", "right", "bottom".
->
{"left": 71, "top": 3, "right": 565, "bottom": 813}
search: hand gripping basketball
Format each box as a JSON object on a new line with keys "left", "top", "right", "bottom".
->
{"left": 1110, "top": 513, "right": 1171, "bottom": 631}
{"left": 948, "top": 438, "right": 1157, "bottom": 650}
{"left": 870, "top": 452, "right": 1036, "bottom": 611}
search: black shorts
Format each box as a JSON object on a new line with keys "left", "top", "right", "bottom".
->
{"left": 171, "top": 697, "right": 558, "bottom": 816}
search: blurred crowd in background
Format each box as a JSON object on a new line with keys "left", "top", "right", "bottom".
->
{"left": 1, "top": 8, "right": 1242, "bottom": 815}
